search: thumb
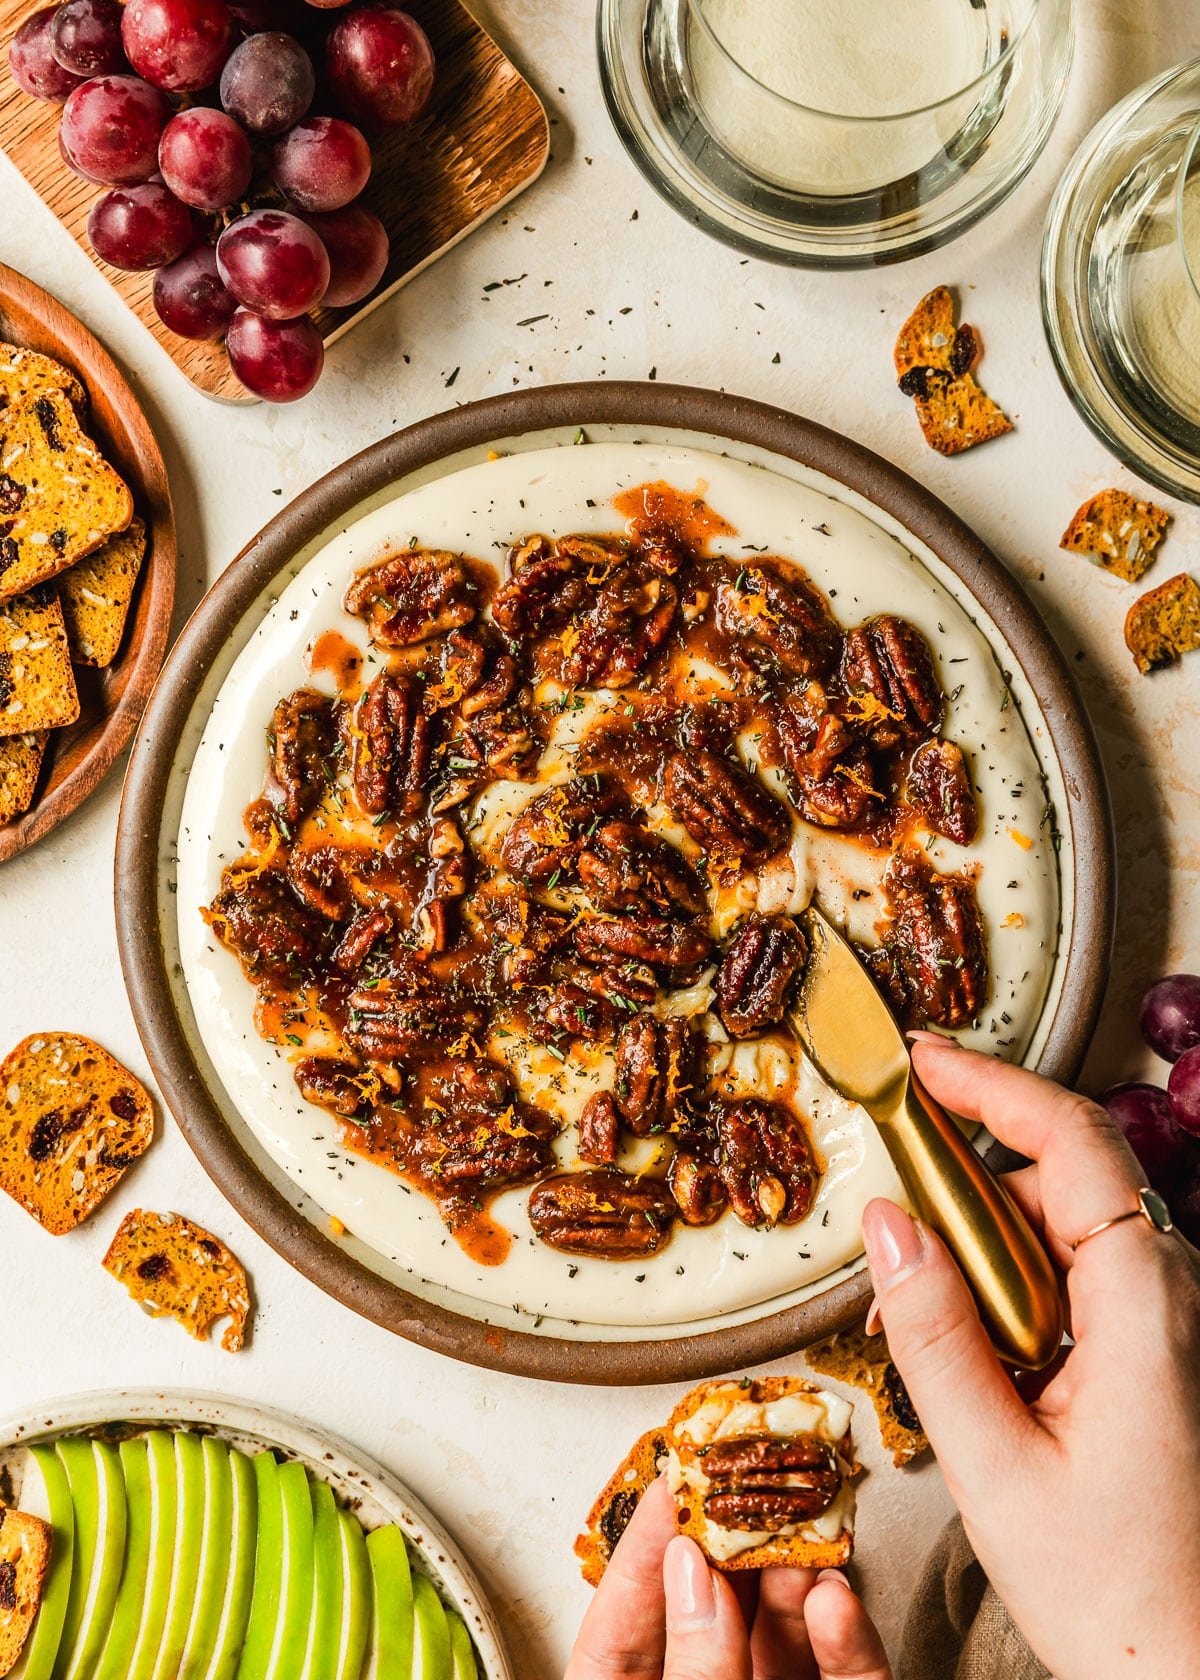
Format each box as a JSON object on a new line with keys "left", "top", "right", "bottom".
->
{"left": 862, "top": 1198, "right": 1040, "bottom": 1499}
{"left": 662, "top": 1537, "right": 751, "bottom": 1680}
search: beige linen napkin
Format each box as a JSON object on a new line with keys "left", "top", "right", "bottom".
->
{"left": 897, "top": 1517, "right": 1052, "bottom": 1680}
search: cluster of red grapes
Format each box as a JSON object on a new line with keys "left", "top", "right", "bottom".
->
{"left": 1103, "top": 973, "right": 1200, "bottom": 1242}
{"left": 8, "top": 0, "right": 435, "bottom": 402}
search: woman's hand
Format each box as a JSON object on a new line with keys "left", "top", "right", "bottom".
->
{"left": 863, "top": 1039, "right": 1200, "bottom": 1680}
{"left": 564, "top": 1475, "right": 891, "bottom": 1679}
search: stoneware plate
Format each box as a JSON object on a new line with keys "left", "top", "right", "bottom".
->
{"left": 0, "top": 261, "right": 175, "bottom": 864}
{"left": 0, "top": 1388, "right": 513, "bottom": 1680}
{"left": 115, "top": 382, "right": 1113, "bottom": 1385}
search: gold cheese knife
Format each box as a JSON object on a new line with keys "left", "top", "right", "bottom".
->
{"left": 790, "top": 903, "right": 1063, "bottom": 1371}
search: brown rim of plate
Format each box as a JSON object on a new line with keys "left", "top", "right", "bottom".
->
{"left": 0, "top": 261, "right": 176, "bottom": 865}
{"left": 114, "top": 381, "right": 1114, "bottom": 1386}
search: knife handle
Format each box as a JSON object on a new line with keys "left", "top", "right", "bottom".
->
{"left": 882, "top": 1068, "right": 1064, "bottom": 1370}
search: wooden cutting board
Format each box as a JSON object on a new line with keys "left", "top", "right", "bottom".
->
{"left": 0, "top": 0, "right": 549, "bottom": 402}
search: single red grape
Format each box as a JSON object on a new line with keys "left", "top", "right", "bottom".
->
{"left": 1101, "top": 1082, "right": 1188, "bottom": 1191}
{"left": 220, "top": 31, "right": 314, "bottom": 135}
{"left": 159, "top": 106, "right": 252, "bottom": 209}
{"left": 60, "top": 74, "right": 171, "bottom": 184}
{"left": 1168, "top": 1047, "right": 1200, "bottom": 1137}
{"left": 153, "top": 243, "right": 237, "bottom": 338}
{"left": 10, "top": 7, "right": 86, "bottom": 101}
{"left": 51, "top": 0, "right": 125, "bottom": 74}
{"left": 304, "top": 205, "right": 388, "bottom": 307}
{"left": 226, "top": 307, "right": 323, "bottom": 401}
{"left": 1141, "top": 973, "right": 1200, "bottom": 1064}
{"left": 121, "top": 0, "right": 234, "bottom": 93}
{"left": 216, "top": 208, "right": 330, "bottom": 317}
{"left": 326, "top": 6, "right": 434, "bottom": 127}
{"left": 270, "top": 116, "right": 371, "bottom": 212}
{"left": 88, "top": 181, "right": 192, "bottom": 268}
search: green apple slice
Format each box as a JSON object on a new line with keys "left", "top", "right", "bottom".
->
{"left": 10, "top": 1445, "right": 75, "bottom": 1680}
{"left": 298, "top": 1482, "right": 340, "bottom": 1680}
{"left": 151, "top": 1432, "right": 206, "bottom": 1680}
{"left": 445, "top": 1614, "right": 477, "bottom": 1680}
{"left": 125, "top": 1432, "right": 181, "bottom": 1680}
{"left": 409, "top": 1576, "right": 450, "bottom": 1680}
{"left": 233, "top": 1455, "right": 284, "bottom": 1680}
{"left": 202, "top": 1448, "right": 258, "bottom": 1680}
{"left": 176, "top": 1436, "right": 232, "bottom": 1680}
{"left": 65, "top": 1442, "right": 128, "bottom": 1680}
{"left": 363, "top": 1528, "right": 414, "bottom": 1680}
{"left": 268, "top": 1462, "right": 315, "bottom": 1680}
{"left": 50, "top": 1438, "right": 98, "bottom": 1680}
{"left": 92, "top": 1440, "right": 152, "bottom": 1680}
{"left": 332, "top": 1512, "right": 369, "bottom": 1680}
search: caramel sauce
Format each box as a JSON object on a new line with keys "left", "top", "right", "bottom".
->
{"left": 614, "top": 479, "right": 737, "bottom": 548}
{"left": 308, "top": 629, "right": 364, "bottom": 698}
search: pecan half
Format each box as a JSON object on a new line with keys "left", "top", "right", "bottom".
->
{"left": 427, "top": 626, "right": 519, "bottom": 717}
{"left": 579, "top": 1091, "right": 620, "bottom": 1165}
{"left": 716, "top": 915, "right": 807, "bottom": 1038}
{"left": 667, "top": 1148, "right": 727, "bottom": 1226}
{"left": 841, "top": 617, "right": 943, "bottom": 745}
{"left": 294, "top": 1056, "right": 368, "bottom": 1118}
{"left": 714, "top": 563, "right": 839, "bottom": 680}
{"left": 559, "top": 567, "right": 679, "bottom": 689}
{"left": 286, "top": 844, "right": 353, "bottom": 921}
{"left": 490, "top": 543, "right": 591, "bottom": 639}
{"left": 716, "top": 1097, "right": 818, "bottom": 1228}
{"left": 775, "top": 694, "right": 883, "bottom": 831}
{"left": 573, "top": 913, "right": 712, "bottom": 973}
{"left": 577, "top": 822, "right": 707, "bottom": 919}
{"left": 269, "top": 690, "right": 337, "bottom": 827}
{"left": 343, "top": 548, "right": 476, "bottom": 645}
{"left": 528, "top": 1170, "right": 677, "bottom": 1258}
{"left": 535, "top": 961, "right": 656, "bottom": 1043}
{"left": 415, "top": 817, "right": 470, "bottom": 953}
{"left": 903, "top": 738, "right": 978, "bottom": 845}
{"left": 613, "top": 1014, "right": 701, "bottom": 1135}
{"left": 663, "top": 750, "right": 789, "bottom": 864}
{"left": 877, "top": 849, "right": 988, "bottom": 1028}
{"left": 500, "top": 777, "right": 622, "bottom": 887}
{"left": 409, "top": 1059, "right": 557, "bottom": 1194}
{"left": 209, "top": 869, "right": 326, "bottom": 981}
{"left": 352, "top": 671, "right": 433, "bottom": 818}
{"left": 333, "top": 906, "right": 394, "bottom": 974}
{"left": 344, "top": 985, "right": 484, "bottom": 1059}
{"left": 701, "top": 1435, "right": 841, "bottom": 1531}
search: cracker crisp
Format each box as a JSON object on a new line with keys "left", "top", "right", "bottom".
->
{"left": 0, "top": 590, "right": 79, "bottom": 738}
{"left": 103, "top": 1211, "right": 251, "bottom": 1352}
{"left": 0, "top": 391, "right": 132, "bottom": 603}
{"left": 574, "top": 1428, "right": 669, "bottom": 1587}
{"left": 0, "top": 732, "right": 47, "bottom": 825}
{"left": 0, "top": 344, "right": 86, "bottom": 415}
{"left": 1060, "top": 489, "right": 1170, "bottom": 583}
{"left": 0, "top": 1507, "right": 51, "bottom": 1679}
{"left": 0, "top": 1033, "right": 154, "bottom": 1235}
{"left": 912, "top": 372, "right": 1013, "bottom": 456}
{"left": 1124, "top": 572, "right": 1200, "bottom": 674}
{"left": 895, "top": 287, "right": 1012, "bottom": 456}
{"left": 59, "top": 515, "right": 147, "bottom": 668}
{"left": 893, "top": 285, "right": 962, "bottom": 379}
{"left": 805, "top": 1322, "right": 929, "bottom": 1467}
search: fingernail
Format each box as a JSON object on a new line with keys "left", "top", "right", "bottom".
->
{"left": 907, "top": 1028, "right": 959, "bottom": 1047}
{"left": 863, "top": 1199, "right": 926, "bottom": 1288}
{"left": 864, "top": 1296, "right": 882, "bottom": 1336}
{"left": 817, "top": 1568, "right": 849, "bottom": 1586}
{"left": 664, "top": 1537, "right": 716, "bottom": 1628}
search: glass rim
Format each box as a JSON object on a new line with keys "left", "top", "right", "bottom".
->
{"left": 1177, "top": 112, "right": 1200, "bottom": 306}
{"left": 685, "top": 0, "right": 1040, "bottom": 125}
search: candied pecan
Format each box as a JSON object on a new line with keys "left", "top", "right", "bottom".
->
{"left": 343, "top": 548, "right": 476, "bottom": 646}
{"left": 209, "top": 869, "right": 326, "bottom": 981}
{"left": 269, "top": 690, "right": 337, "bottom": 827}
{"left": 414, "top": 817, "right": 469, "bottom": 954}
{"left": 287, "top": 844, "right": 353, "bottom": 921}
{"left": 878, "top": 849, "right": 988, "bottom": 1028}
{"left": 501, "top": 777, "right": 622, "bottom": 887}
{"left": 410, "top": 1060, "right": 557, "bottom": 1195}
{"left": 352, "top": 671, "right": 433, "bottom": 817}
{"left": 333, "top": 907, "right": 394, "bottom": 974}
{"left": 841, "top": 617, "right": 944, "bottom": 745}
{"left": 528, "top": 1170, "right": 677, "bottom": 1259}
{"left": 579, "top": 1091, "right": 620, "bottom": 1165}
{"left": 427, "top": 627, "right": 519, "bottom": 718}
{"left": 345, "top": 986, "right": 484, "bottom": 1059}
{"left": 716, "top": 915, "right": 807, "bottom": 1037}
{"left": 775, "top": 697, "right": 882, "bottom": 831}
{"left": 667, "top": 1149, "right": 727, "bottom": 1226}
{"left": 701, "top": 1436, "right": 841, "bottom": 1531}
{"left": 713, "top": 562, "right": 838, "bottom": 679}
{"left": 663, "top": 750, "right": 789, "bottom": 863}
{"left": 295, "top": 1056, "right": 368, "bottom": 1118}
{"left": 904, "top": 738, "right": 978, "bottom": 845}
{"left": 573, "top": 913, "right": 712, "bottom": 973}
{"left": 491, "top": 545, "right": 591, "bottom": 638}
{"left": 536, "top": 962, "right": 656, "bottom": 1043}
{"left": 716, "top": 1097, "right": 817, "bottom": 1228}
{"left": 559, "top": 569, "right": 678, "bottom": 689}
{"left": 613, "top": 1014, "right": 701, "bottom": 1135}
{"left": 577, "top": 822, "right": 707, "bottom": 918}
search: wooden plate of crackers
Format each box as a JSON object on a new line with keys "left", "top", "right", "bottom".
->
{"left": 0, "top": 261, "right": 174, "bottom": 863}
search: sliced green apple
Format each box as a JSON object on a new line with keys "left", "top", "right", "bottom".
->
{"left": 50, "top": 1438, "right": 97, "bottom": 1680}
{"left": 92, "top": 1439, "right": 152, "bottom": 1680}
{"left": 64, "top": 1442, "right": 128, "bottom": 1680}
{"left": 10, "top": 1445, "right": 75, "bottom": 1680}
{"left": 332, "top": 1512, "right": 369, "bottom": 1680}
{"left": 150, "top": 1432, "right": 206, "bottom": 1680}
{"left": 409, "top": 1576, "right": 450, "bottom": 1680}
{"left": 202, "top": 1448, "right": 258, "bottom": 1680}
{"left": 363, "top": 1527, "right": 414, "bottom": 1680}
{"left": 269, "top": 1461, "right": 315, "bottom": 1680}
{"left": 125, "top": 1432, "right": 181, "bottom": 1680}
{"left": 176, "top": 1436, "right": 232, "bottom": 1680}
{"left": 445, "top": 1614, "right": 477, "bottom": 1680}
{"left": 233, "top": 1455, "right": 284, "bottom": 1680}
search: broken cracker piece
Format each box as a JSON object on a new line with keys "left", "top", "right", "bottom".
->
{"left": 59, "top": 515, "right": 147, "bottom": 668}
{"left": 1124, "top": 572, "right": 1200, "bottom": 674}
{"left": 1060, "top": 489, "right": 1170, "bottom": 583}
{"left": 0, "top": 589, "right": 79, "bottom": 738}
{"left": 0, "top": 732, "right": 47, "bottom": 826}
{"left": 0, "top": 1033, "right": 154, "bottom": 1235}
{"left": 912, "top": 371, "right": 1012, "bottom": 457}
{"left": 805, "top": 1321, "right": 929, "bottom": 1467}
{"left": 893, "top": 285, "right": 977, "bottom": 382}
{"left": 103, "top": 1210, "right": 251, "bottom": 1352}
{"left": 895, "top": 287, "right": 1011, "bottom": 456}
{"left": 0, "top": 1507, "right": 51, "bottom": 1679}
{"left": 574, "top": 1428, "right": 669, "bottom": 1588}
{"left": 0, "top": 344, "right": 86, "bottom": 416}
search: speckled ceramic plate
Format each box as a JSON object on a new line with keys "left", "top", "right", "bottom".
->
{"left": 115, "top": 382, "right": 1113, "bottom": 1385}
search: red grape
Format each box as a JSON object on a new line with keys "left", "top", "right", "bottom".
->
{"left": 159, "top": 106, "right": 252, "bottom": 209}
{"left": 60, "top": 74, "right": 171, "bottom": 184}
{"left": 10, "top": 8, "right": 86, "bottom": 101}
{"left": 51, "top": 0, "right": 126, "bottom": 74}
{"left": 326, "top": 6, "right": 434, "bottom": 127}
{"left": 153, "top": 243, "right": 237, "bottom": 338}
{"left": 87, "top": 181, "right": 192, "bottom": 268}
{"left": 121, "top": 0, "right": 234, "bottom": 93}
{"left": 1101, "top": 1082, "right": 1187, "bottom": 1191}
{"left": 220, "top": 31, "right": 314, "bottom": 135}
{"left": 270, "top": 116, "right": 370, "bottom": 212}
{"left": 1168, "top": 1047, "right": 1200, "bottom": 1137}
{"left": 1140, "top": 973, "right": 1200, "bottom": 1064}
{"left": 304, "top": 205, "right": 387, "bottom": 307}
{"left": 216, "top": 209, "right": 330, "bottom": 317}
{"left": 226, "top": 308, "right": 323, "bottom": 401}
